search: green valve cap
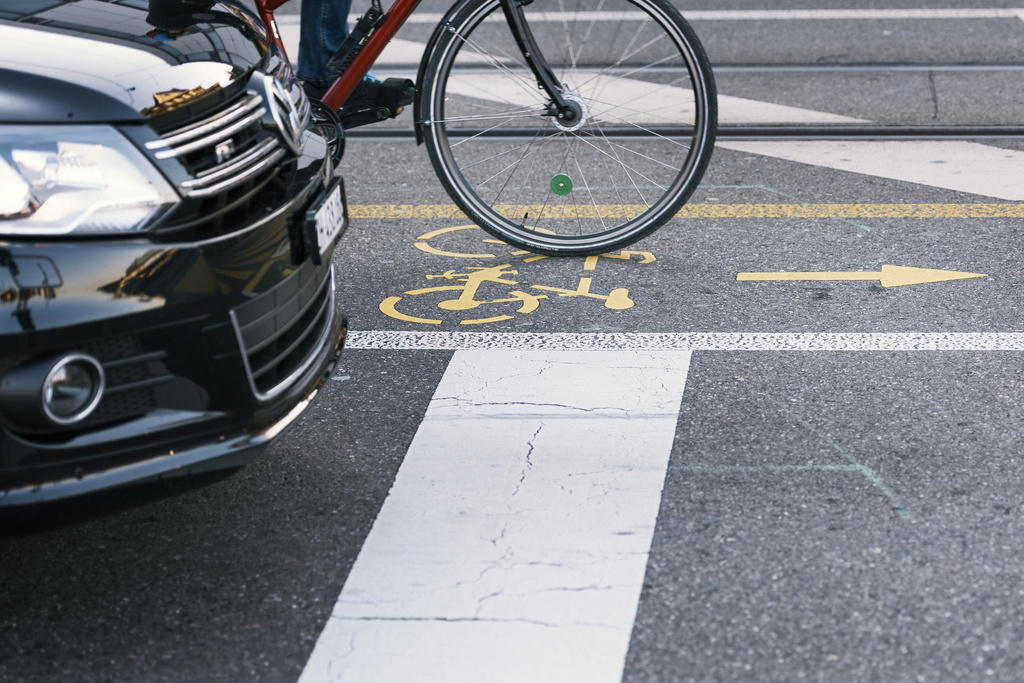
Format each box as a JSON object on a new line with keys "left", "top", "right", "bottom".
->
{"left": 551, "top": 174, "right": 573, "bottom": 196}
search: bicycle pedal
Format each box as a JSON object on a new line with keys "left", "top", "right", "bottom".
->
{"left": 340, "top": 107, "right": 390, "bottom": 130}
{"left": 339, "top": 78, "right": 414, "bottom": 129}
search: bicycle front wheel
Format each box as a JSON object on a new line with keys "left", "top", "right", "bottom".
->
{"left": 420, "top": 0, "right": 717, "bottom": 256}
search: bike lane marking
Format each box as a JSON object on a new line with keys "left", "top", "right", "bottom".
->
{"left": 299, "top": 348, "right": 693, "bottom": 683}
{"left": 376, "top": 232, "right": 654, "bottom": 326}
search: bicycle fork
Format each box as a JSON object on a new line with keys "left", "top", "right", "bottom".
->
{"left": 497, "top": 0, "right": 582, "bottom": 126}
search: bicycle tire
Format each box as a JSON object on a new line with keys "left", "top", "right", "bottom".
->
{"left": 420, "top": 0, "right": 717, "bottom": 256}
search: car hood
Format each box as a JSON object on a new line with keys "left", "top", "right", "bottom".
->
{"left": 0, "top": 2, "right": 269, "bottom": 124}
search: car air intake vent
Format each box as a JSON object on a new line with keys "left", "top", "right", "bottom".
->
{"left": 146, "top": 92, "right": 287, "bottom": 199}
{"left": 230, "top": 260, "right": 335, "bottom": 400}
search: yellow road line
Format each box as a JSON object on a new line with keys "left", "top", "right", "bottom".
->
{"left": 349, "top": 204, "right": 1024, "bottom": 219}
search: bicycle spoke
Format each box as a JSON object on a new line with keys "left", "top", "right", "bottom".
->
{"left": 586, "top": 116, "right": 647, "bottom": 211}
{"left": 423, "top": 0, "right": 716, "bottom": 254}
{"left": 568, "top": 132, "right": 611, "bottom": 232}
{"left": 460, "top": 131, "right": 558, "bottom": 189}
{"left": 570, "top": 132, "right": 672, "bottom": 193}
{"left": 447, "top": 30, "right": 551, "bottom": 106}
{"left": 572, "top": 37, "right": 680, "bottom": 93}
{"left": 452, "top": 129, "right": 564, "bottom": 164}
{"left": 507, "top": 123, "right": 558, "bottom": 223}
{"left": 577, "top": 129, "right": 686, "bottom": 180}
{"left": 431, "top": 106, "right": 546, "bottom": 125}
{"left": 585, "top": 100, "right": 696, "bottom": 133}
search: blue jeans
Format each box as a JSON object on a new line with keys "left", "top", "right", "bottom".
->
{"left": 297, "top": 0, "right": 353, "bottom": 84}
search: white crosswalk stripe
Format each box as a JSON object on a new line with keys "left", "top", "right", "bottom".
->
{"left": 719, "top": 140, "right": 1024, "bottom": 201}
{"left": 300, "top": 349, "right": 692, "bottom": 682}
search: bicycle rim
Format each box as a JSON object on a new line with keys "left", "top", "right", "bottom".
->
{"left": 422, "top": 0, "right": 716, "bottom": 255}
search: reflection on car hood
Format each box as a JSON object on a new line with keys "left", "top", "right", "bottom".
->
{"left": 0, "top": 1, "right": 269, "bottom": 124}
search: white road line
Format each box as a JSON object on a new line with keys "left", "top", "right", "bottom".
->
{"left": 299, "top": 9, "right": 1024, "bottom": 24}
{"left": 440, "top": 74, "right": 866, "bottom": 125}
{"left": 276, "top": 7, "right": 1024, "bottom": 62}
{"left": 679, "top": 8, "right": 1024, "bottom": 21}
{"left": 276, "top": 17, "right": 300, "bottom": 60}
{"left": 719, "top": 140, "right": 1024, "bottom": 202}
{"left": 299, "top": 348, "right": 692, "bottom": 683}
{"left": 346, "top": 331, "right": 1024, "bottom": 351}
{"left": 274, "top": 8, "right": 1024, "bottom": 27}
{"left": 274, "top": 25, "right": 430, "bottom": 66}
{"left": 717, "top": 95, "right": 868, "bottom": 125}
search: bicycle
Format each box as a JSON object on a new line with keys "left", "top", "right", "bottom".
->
{"left": 255, "top": 0, "right": 717, "bottom": 256}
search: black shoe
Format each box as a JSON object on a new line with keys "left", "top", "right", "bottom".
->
{"left": 300, "top": 78, "right": 331, "bottom": 101}
{"left": 339, "top": 76, "right": 415, "bottom": 129}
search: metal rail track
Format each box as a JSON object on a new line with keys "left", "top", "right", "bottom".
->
{"left": 347, "top": 125, "right": 1024, "bottom": 141}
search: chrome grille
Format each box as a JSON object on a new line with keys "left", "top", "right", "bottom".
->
{"left": 230, "top": 261, "right": 335, "bottom": 401}
{"left": 146, "top": 92, "right": 288, "bottom": 199}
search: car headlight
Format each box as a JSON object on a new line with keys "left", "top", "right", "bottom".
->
{"left": 0, "top": 125, "right": 178, "bottom": 236}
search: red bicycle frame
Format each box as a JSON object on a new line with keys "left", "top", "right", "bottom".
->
{"left": 254, "top": 0, "right": 573, "bottom": 117}
{"left": 254, "top": 0, "right": 423, "bottom": 111}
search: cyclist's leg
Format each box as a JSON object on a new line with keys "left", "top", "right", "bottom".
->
{"left": 296, "top": 0, "right": 413, "bottom": 126}
{"left": 297, "top": 0, "right": 352, "bottom": 88}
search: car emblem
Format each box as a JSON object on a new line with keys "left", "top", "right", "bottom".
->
{"left": 256, "top": 72, "right": 304, "bottom": 155}
{"left": 215, "top": 140, "right": 236, "bottom": 164}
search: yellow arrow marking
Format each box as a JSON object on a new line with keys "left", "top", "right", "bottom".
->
{"left": 737, "top": 265, "right": 987, "bottom": 287}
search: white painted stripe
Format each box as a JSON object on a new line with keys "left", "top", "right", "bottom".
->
{"left": 278, "top": 13, "right": 866, "bottom": 124}
{"left": 277, "top": 20, "right": 434, "bottom": 68}
{"left": 718, "top": 95, "right": 867, "bottom": 125}
{"left": 346, "top": 331, "right": 1024, "bottom": 351}
{"left": 275, "top": 7, "right": 1024, "bottom": 33}
{"left": 370, "top": 38, "right": 493, "bottom": 66}
{"left": 718, "top": 140, "right": 1024, "bottom": 201}
{"left": 441, "top": 74, "right": 866, "bottom": 125}
{"left": 299, "top": 349, "right": 692, "bottom": 682}
{"left": 367, "top": 38, "right": 429, "bottom": 65}
{"left": 680, "top": 8, "right": 1024, "bottom": 21}
{"left": 277, "top": 16, "right": 300, "bottom": 60}
{"left": 337, "top": 8, "right": 1024, "bottom": 24}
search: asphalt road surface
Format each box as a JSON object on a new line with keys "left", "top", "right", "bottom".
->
{"left": 4, "top": 1, "right": 1024, "bottom": 682}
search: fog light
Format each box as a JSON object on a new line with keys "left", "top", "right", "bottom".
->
{"left": 0, "top": 352, "right": 105, "bottom": 428}
{"left": 43, "top": 355, "right": 105, "bottom": 424}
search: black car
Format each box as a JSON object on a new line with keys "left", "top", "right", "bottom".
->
{"left": 0, "top": 0, "right": 348, "bottom": 507}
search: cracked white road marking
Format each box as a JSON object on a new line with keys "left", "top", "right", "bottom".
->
{"left": 299, "top": 349, "right": 692, "bottom": 682}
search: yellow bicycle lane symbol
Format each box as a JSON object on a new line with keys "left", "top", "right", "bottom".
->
{"left": 379, "top": 225, "right": 655, "bottom": 325}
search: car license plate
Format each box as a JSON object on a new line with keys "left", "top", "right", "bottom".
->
{"left": 305, "top": 177, "right": 347, "bottom": 264}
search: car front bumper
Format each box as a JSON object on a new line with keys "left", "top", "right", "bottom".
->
{"left": 0, "top": 137, "right": 347, "bottom": 508}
